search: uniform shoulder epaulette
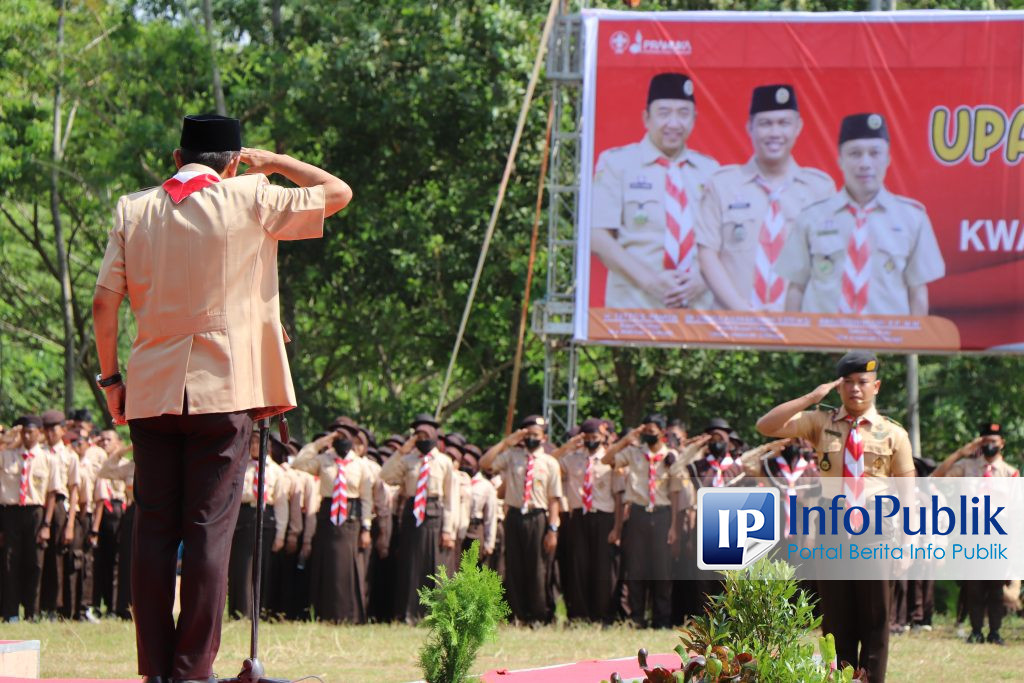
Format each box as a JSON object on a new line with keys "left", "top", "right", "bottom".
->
{"left": 800, "top": 166, "right": 835, "bottom": 185}
{"left": 688, "top": 148, "right": 720, "bottom": 167}
{"left": 803, "top": 194, "right": 836, "bottom": 213}
{"left": 883, "top": 416, "right": 904, "bottom": 428}
{"left": 892, "top": 194, "right": 926, "bottom": 212}
{"left": 125, "top": 185, "right": 160, "bottom": 201}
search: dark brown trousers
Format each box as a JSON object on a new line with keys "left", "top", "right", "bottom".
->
{"left": 967, "top": 579, "right": 1006, "bottom": 636}
{"left": 504, "top": 508, "right": 550, "bottom": 625}
{"left": 129, "top": 409, "right": 252, "bottom": 679}
{"left": 818, "top": 580, "right": 891, "bottom": 683}
{"left": 1, "top": 505, "right": 45, "bottom": 619}
{"left": 95, "top": 500, "right": 124, "bottom": 613}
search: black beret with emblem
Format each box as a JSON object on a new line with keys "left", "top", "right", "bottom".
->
{"left": 641, "top": 413, "right": 667, "bottom": 430}
{"left": 647, "top": 72, "right": 695, "bottom": 106}
{"left": 979, "top": 422, "right": 1002, "bottom": 437}
{"left": 519, "top": 414, "right": 548, "bottom": 432}
{"left": 749, "top": 84, "right": 798, "bottom": 115}
{"left": 836, "top": 350, "right": 879, "bottom": 378}
{"left": 838, "top": 112, "right": 890, "bottom": 146}
{"left": 180, "top": 114, "right": 242, "bottom": 152}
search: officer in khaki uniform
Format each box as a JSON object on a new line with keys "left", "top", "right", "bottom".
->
{"left": 92, "top": 114, "right": 350, "bottom": 680}
{"left": 697, "top": 85, "right": 834, "bottom": 311}
{"left": 778, "top": 113, "right": 945, "bottom": 316}
{"left": 480, "top": 415, "right": 563, "bottom": 625}
{"left": 591, "top": 73, "right": 720, "bottom": 310}
{"left": 757, "top": 351, "right": 914, "bottom": 683}
{"left": 934, "top": 422, "right": 1018, "bottom": 645}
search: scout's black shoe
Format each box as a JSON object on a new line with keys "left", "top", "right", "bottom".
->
{"left": 987, "top": 632, "right": 1005, "bottom": 645}
{"left": 142, "top": 676, "right": 168, "bottom": 683}
{"left": 967, "top": 631, "right": 985, "bottom": 644}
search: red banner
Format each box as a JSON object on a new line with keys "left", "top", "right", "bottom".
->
{"left": 576, "top": 11, "right": 1024, "bottom": 351}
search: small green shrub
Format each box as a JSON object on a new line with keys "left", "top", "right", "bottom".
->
{"left": 417, "top": 541, "right": 510, "bottom": 683}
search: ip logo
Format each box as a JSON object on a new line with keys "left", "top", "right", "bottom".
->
{"left": 697, "top": 488, "right": 779, "bottom": 570}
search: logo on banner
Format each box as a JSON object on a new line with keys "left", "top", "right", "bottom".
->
{"left": 698, "top": 488, "right": 779, "bottom": 569}
{"left": 609, "top": 29, "right": 692, "bottom": 56}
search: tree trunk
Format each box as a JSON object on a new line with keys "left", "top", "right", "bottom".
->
{"left": 52, "top": 0, "right": 75, "bottom": 415}
{"left": 202, "top": 0, "right": 226, "bottom": 115}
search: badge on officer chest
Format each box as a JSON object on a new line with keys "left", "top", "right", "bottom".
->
{"left": 884, "top": 258, "right": 896, "bottom": 273}
{"left": 630, "top": 175, "right": 653, "bottom": 190}
{"left": 820, "top": 453, "right": 832, "bottom": 471}
{"left": 818, "top": 256, "right": 834, "bottom": 276}
{"left": 732, "top": 224, "right": 746, "bottom": 241}
{"left": 634, "top": 211, "right": 649, "bottom": 226}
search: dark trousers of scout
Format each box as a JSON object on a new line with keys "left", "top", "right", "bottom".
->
{"left": 368, "top": 513, "right": 398, "bottom": 622}
{"left": 40, "top": 495, "right": 68, "bottom": 613}
{"left": 129, "top": 408, "right": 251, "bottom": 679}
{"left": 504, "top": 508, "right": 550, "bottom": 624}
{"left": 95, "top": 500, "right": 124, "bottom": 613}
{"left": 395, "top": 497, "right": 443, "bottom": 624}
{"left": 624, "top": 504, "right": 673, "bottom": 629}
{"left": 115, "top": 503, "right": 134, "bottom": 619}
{"left": 227, "top": 504, "right": 276, "bottom": 619}
{"left": 908, "top": 578, "right": 934, "bottom": 626}
{"left": 309, "top": 498, "right": 365, "bottom": 623}
{"left": 818, "top": 580, "right": 891, "bottom": 683}
{"left": 62, "top": 512, "right": 93, "bottom": 619}
{"left": 967, "top": 579, "right": 1006, "bottom": 636}
{"left": 1, "top": 505, "right": 45, "bottom": 619}
{"left": 889, "top": 579, "right": 908, "bottom": 629}
{"left": 564, "top": 509, "right": 616, "bottom": 623}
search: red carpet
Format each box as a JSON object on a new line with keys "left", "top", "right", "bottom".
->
{"left": 481, "top": 653, "right": 679, "bottom": 682}
{"left": 0, "top": 680, "right": 135, "bottom": 683}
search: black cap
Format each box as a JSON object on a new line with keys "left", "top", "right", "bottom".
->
{"left": 704, "top": 417, "right": 732, "bottom": 434}
{"left": 444, "top": 432, "right": 467, "bottom": 449}
{"left": 463, "top": 443, "right": 482, "bottom": 459}
{"left": 641, "top": 413, "right": 667, "bottom": 430}
{"left": 980, "top": 422, "right": 1003, "bottom": 437}
{"left": 41, "top": 410, "right": 65, "bottom": 427}
{"left": 580, "top": 418, "right": 603, "bottom": 435}
{"left": 836, "top": 351, "right": 879, "bottom": 378}
{"left": 15, "top": 415, "right": 43, "bottom": 430}
{"left": 180, "top": 114, "right": 242, "bottom": 152}
{"left": 838, "top": 113, "right": 889, "bottom": 146}
{"left": 411, "top": 413, "right": 440, "bottom": 429}
{"left": 647, "top": 73, "right": 695, "bottom": 106}
{"left": 749, "top": 84, "right": 798, "bottom": 115}
{"left": 519, "top": 414, "right": 547, "bottom": 432}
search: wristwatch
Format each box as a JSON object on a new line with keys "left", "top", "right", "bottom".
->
{"left": 361, "top": 520, "right": 372, "bottom": 531}
{"left": 547, "top": 523, "right": 559, "bottom": 533}
{"left": 95, "top": 372, "right": 123, "bottom": 389}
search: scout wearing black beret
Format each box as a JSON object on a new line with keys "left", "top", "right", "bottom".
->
{"left": 647, "top": 72, "right": 695, "bottom": 106}
{"left": 838, "top": 113, "right": 890, "bottom": 146}
{"left": 14, "top": 415, "right": 43, "bottom": 430}
{"left": 749, "top": 84, "right": 798, "bottom": 115}
{"left": 180, "top": 114, "right": 242, "bottom": 152}
{"left": 704, "top": 417, "right": 732, "bottom": 433}
{"left": 411, "top": 412, "right": 440, "bottom": 429}
{"left": 518, "top": 414, "right": 548, "bottom": 432}
{"left": 836, "top": 350, "right": 879, "bottom": 377}
{"left": 580, "top": 418, "right": 603, "bottom": 434}
{"left": 979, "top": 422, "right": 1002, "bottom": 437}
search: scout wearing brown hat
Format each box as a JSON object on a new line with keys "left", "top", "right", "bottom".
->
{"left": 480, "top": 414, "right": 563, "bottom": 625}
{"left": 92, "top": 112, "right": 350, "bottom": 680}
{"left": 757, "top": 351, "right": 914, "bottom": 682}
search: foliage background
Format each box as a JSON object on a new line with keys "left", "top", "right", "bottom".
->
{"left": 2, "top": 0, "right": 1024, "bottom": 462}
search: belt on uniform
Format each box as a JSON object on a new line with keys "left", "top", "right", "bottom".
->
{"left": 469, "top": 518, "right": 484, "bottom": 525}
{"left": 509, "top": 507, "right": 546, "bottom": 517}
{"left": 630, "top": 503, "right": 670, "bottom": 513}
{"left": 318, "top": 497, "right": 364, "bottom": 519}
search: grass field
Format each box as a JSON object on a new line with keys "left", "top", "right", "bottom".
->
{"left": 3, "top": 613, "right": 1023, "bottom": 682}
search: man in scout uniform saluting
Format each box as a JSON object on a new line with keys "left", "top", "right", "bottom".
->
{"left": 92, "top": 113, "right": 350, "bottom": 681}
{"left": 778, "top": 113, "right": 945, "bottom": 316}
{"left": 933, "top": 421, "right": 1018, "bottom": 644}
{"left": 591, "top": 72, "right": 720, "bottom": 309}
{"left": 480, "top": 415, "right": 563, "bottom": 625}
{"left": 601, "top": 414, "right": 681, "bottom": 629}
{"left": 697, "top": 84, "right": 834, "bottom": 311}
{"left": 757, "top": 351, "right": 914, "bottom": 683}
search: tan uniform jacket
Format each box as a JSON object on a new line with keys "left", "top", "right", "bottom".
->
{"left": 97, "top": 456, "right": 135, "bottom": 505}
{"left": 454, "top": 469, "right": 472, "bottom": 539}
{"left": 380, "top": 448, "right": 459, "bottom": 537}
{"left": 490, "top": 447, "right": 563, "bottom": 511}
{"left": 946, "top": 456, "right": 1019, "bottom": 478}
{"left": 292, "top": 444, "right": 375, "bottom": 525}
{"left": 0, "top": 445, "right": 60, "bottom": 506}
{"left": 240, "top": 458, "right": 291, "bottom": 541}
{"left": 777, "top": 187, "right": 945, "bottom": 315}
{"left": 468, "top": 473, "right": 498, "bottom": 553}
{"left": 559, "top": 447, "right": 616, "bottom": 513}
{"left": 96, "top": 164, "right": 326, "bottom": 420}
{"left": 592, "top": 136, "right": 720, "bottom": 309}
{"left": 696, "top": 158, "right": 834, "bottom": 309}
{"left": 613, "top": 444, "right": 682, "bottom": 508}
{"left": 46, "top": 443, "right": 79, "bottom": 499}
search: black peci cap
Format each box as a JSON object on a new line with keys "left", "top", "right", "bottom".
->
{"left": 979, "top": 422, "right": 1002, "bottom": 437}
{"left": 647, "top": 73, "right": 695, "bottom": 106}
{"left": 411, "top": 413, "right": 440, "bottom": 430}
{"left": 519, "top": 415, "right": 547, "bottom": 432}
{"left": 749, "top": 84, "right": 798, "bottom": 116}
{"left": 838, "top": 113, "right": 889, "bottom": 146}
{"left": 180, "top": 114, "right": 242, "bottom": 152}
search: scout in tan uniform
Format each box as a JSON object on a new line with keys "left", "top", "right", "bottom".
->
{"left": 778, "top": 113, "right": 945, "bottom": 316}
{"left": 227, "top": 431, "right": 291, "bottom": 619}
{"left": 96, "top": 437, "right": 134, "bottom": 619}
{"left": 381, "top": 418, "right": 459, "bottom": 624}
{"left": 697, "top": 84, "right": 834, "bottom": 311}
{"left": 602, "top": 414, "right": 681, "bottom": 629}
{"left": 461, "top": 451, "right": 498, "bottom": 560}
{"left": 293, "top": 428, "right": 373, "bottom": 623}
{"left": 37, "top": 410, "right": 78, "bottom": 618}
{"left": 0, "top": 417, "right": 60, "bottom": 621}
{"left": 481, "top": 415, "right": 563, "bottom": 625}
{"left": 552, "top": 418, "right": 618, "bottom": 623}
{"left": 66, "top": 433, "right": 100, "bottom": 622}
{"left": 591, "top": 73, "right": 720, "bottom": 309}
{"left": 933, "top": 422, "right": 1018, "bottom": 645}
{"left": 757, "top": 351, "right": 914, "bottom": 683}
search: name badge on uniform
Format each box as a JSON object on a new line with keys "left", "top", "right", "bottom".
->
{"left": 825, "top": 429, "right": 842, "bottom": 437}
{"left": 816, "top": 229, "right": 839, "bottom": 237}
{"left": 732, "top": 224, "right": 747, "bottom": 241}
{"left": 728, "top": 201, "right": 751, "bottom": 210}
{"left": 630, "top": 180, "right": 653, "bottom": 190}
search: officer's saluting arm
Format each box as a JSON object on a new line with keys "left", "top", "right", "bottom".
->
{"left": 479, "top": 429, "right": 526, "bottom": 475}
{"left": 241, "top": 148, "right": 352, "bottom": 218}
{"left": 756, "top": 379, "right": 842, "bottom": 438}
{"left": 601, "top": 427, "right": 639, "bottom": 466}
{"left": 932, "top": 437, "right": 983, "bottom": 477}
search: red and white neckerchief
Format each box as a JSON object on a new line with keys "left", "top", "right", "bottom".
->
{"left": 843, "top": 416, "right": 867, "bottom": 531}
{"left": 655, "top": 156, "right": 695, "bottom": 274}
{"left": 413, "top": 452, "right": 432, "bottom": 527}
{"left": 645, "top": 451, "right": 664, "bottom": 511}
{"left": 839, "top": 204, "right": 876, "bottom": 314}
{"left": 775, "top": 455, "right": 809, "bottom": 537}
{"left": 707, "top": 454, "right": 735, "bottom": 488}
{"left": 19, "top": 451, "right": 34, "bottom": 505}
{"left": 330, "top": 454, "right": 348, "bottom": 526}
{"left": 101, "top": 480, "right": 114, "bottom": 513}
{"left": 983, "top": 462, "right": 994, "bottom": 477}
{"left": 582, "top": 454, "right": 595, "bottom": 514}
{"left": 252, "top": 462, "right": 268, "bottom": 506}
{"left": 521, "top": 453, "right": 537, "bottom": 515}
{"left": 162, "top": 170, "right": 220, "bottom": 204}
{"left": 751, "top": 177, "right": 789, "bottom": 311}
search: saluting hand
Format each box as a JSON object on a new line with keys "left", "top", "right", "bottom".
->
{"left": 239, "top": 147, "right": 280, "bottom": 176}
{"left": 808, "top": 378, "right": 842, "bottom": 405}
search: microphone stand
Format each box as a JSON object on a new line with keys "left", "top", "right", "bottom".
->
{"left": 221, "top": 418, "right": 291, "bottom": 683}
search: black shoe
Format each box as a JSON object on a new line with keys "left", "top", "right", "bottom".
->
{"left": 967, "top": 631, "right": 985, "bottom": 644}
{"left": 142, "top": 676, "right": 168, "bottom": 683}
{"left": 987, "top": 632, "right": 1005, "bottom": 645}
